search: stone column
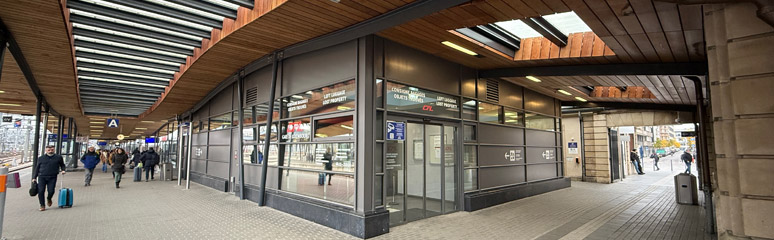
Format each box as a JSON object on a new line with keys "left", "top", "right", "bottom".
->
{"left": 582, "top": 114, "right": 611, "bottom": 183}
{"left": 705, "top": 3, "right": 774, "bottom": 239}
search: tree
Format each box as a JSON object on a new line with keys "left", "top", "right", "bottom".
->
{"left": 654, "top": 138, "right": 665, "bottom": 148}
{"left": 670, "top": 139, "right": 680, "bottom": 148}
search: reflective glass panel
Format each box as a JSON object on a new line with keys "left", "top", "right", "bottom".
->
{"left": 478, "top": 102, "right": 501, "bottom": 124}
{"left": 280, "top": 169, "right": 355, "bottom": 205}
{"left": 525, "top": 113, "right": 555, "bottom": 131}
{"left": 504, "top": 108, "right": 523, "bottom": 126}
{"left": 462, "top": 100, "right": 477, "bottom": 120}
{"left": 283, "top": 143, "right": 355, "bottom": 173}
{"left": 464, "top": 169, "right": 478, "bottom": 191}
{"left": 281, "top": 118, "right": 311, "bottom": 142}
{"left": 209, "top": 112, "right": 232, "bottom": 130}
{"left": 314, "top": 115, "right": 354, "bottom": 140}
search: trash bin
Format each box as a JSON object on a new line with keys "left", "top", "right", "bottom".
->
{"left": 162, "top": 163, "right": 173, "bottom": 181}
{"left": 674, "top": 173, "right": 698, "bottom": 205}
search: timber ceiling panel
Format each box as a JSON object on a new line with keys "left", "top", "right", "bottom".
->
{"left": 140, "top": 0, "right": 417, "bottom": 121}
{"left": 377, "top": 0, "right": 705, "bottom": 69}
{"left": 0, "top": 46, "right": 38, "bottom": 115}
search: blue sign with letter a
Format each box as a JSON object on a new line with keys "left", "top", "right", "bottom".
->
{"left": 386, "top": 121, "right": 405, "bottom": 141}
{"left": 107, "top": 118, "right": 119, "bottom": 128}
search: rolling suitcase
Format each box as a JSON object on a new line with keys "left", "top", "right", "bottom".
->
{"left": 133, "top": 166, "right": 142, "bottom": 182}
{"left": 58, "top": 175, "right": 74, "bottom": 208}
{"left": 318, "top": 173, "right": 325, "bottom": 185}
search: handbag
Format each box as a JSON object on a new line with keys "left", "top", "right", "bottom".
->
{"left": 137, "top": 162, "right": 143, "bottom": 168}
{"left": 29, "top": 182, "right": 38, "bottom": 197}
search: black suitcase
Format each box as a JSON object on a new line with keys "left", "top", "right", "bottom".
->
{"left": 133, "top": 167, "right": 142, "bottom": 182}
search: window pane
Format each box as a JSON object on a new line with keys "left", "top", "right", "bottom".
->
{"left": 525, "top": 113, "right": 555, "bottom": 131}
{"left": 210, "top": 112, "right": 232, "bottom": 130}
{"left": 243, "top": 127, "right": 255, "bottom": 141}
{"left": 464, "top": 169, "right": 478, "bottom": 191}
{"left": 375, "top": 111, "right": 384, "bottom": 140}
{"left": 464, "top": 145, "right": 477, "bottom": 167}
{"left": 281, "top": 169, "right": 355, "bottom": 205}
{"left": 242, "top": 106, "right": 254, "bottom": 125}
{"left": 242, "top": 145, "right": 257, "bottom": 164}
{"left": 255, "top": 101, "right": 280, "bottom": 123}
{"left": 259, "top": 124, "right": 278, "bottom": 142}
{"left": 375, "top": 175, "right": 383, "bottom": 206}
{"left": 376, "top": 79, "right": 384, "bottom": 108}
{"left": 385, "top": 81, "right": 460, "bottom": 118}
{"left": 283, "top": 143, "right": 355, "bottom": 173}
{"left": 255, "top": 144, "right": 279, "bottom": 166}
{"left": 504, "top": 108, "right": 523, "bottom": 126}
{"left": 462, "top": 100, "right": 477, "bottom": 120}
{"left": 283, "top": 80, "right": 356, "bottom": 118}
{"left": 281, "top": 118, "right": 311, "bottom": 142}
{"left": 375, "top": 142, "right": 383, "bottom": 173}
{"left": 464, "top": 125, "right": 476, "bottom": 141}
{"left": 478, "top": 102, "right": 501, "bottom": 124}
{"left": 314, "top": 115, "right": 354, "bottom": 140}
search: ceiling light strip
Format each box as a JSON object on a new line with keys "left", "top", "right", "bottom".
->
{"left": 72, "top": 22, "right": 195, "bottom": 50}
{"left": 203, "top": 0, "right": 241, "bottom": 10}
{"left": 78, "top": 76, "right": 167, "bottom": 88}
{"left": 77, "top": 57, "right": 177, "bottom": 74}
{"left": 147, "top": 0, "right": 225, "bottom": 21}
{"left": 75, "top": 47, "right": 181, "bottom": 67}
{"left": 74, "top": 35, "right": 188, "bottom": 58}
{"left": 80, "top": 0, "right": 213, "bottom": 31}
{"left": 69, "top": 9, "right": 203, "bottom": 41}
{"left": 78, "top": 67, "right": 170, "bottom": 81}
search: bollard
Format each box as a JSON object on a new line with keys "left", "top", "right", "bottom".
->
{"left": 0, "top": 167, "right": 8, "bottom": 237}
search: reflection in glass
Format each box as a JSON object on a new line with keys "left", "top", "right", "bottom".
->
{"left": 210, "top": 112, "right": 232, "bottom": 130}
{"left": 464, "top": 145, "right": 477, "bottom": 167}
{"left": 280, "top": 169, "right": 355, "bottom": 205}
{"left": 258, "top": 124, "right": 278, "bottom": 142}
{"left": 314, "top": 115, "right": 354, "bottom": 140}
{"left": 376, "top": 79, "right": 384, "bottom": 108}
{"left": 242, "top": 106, "right": 254, "bottom": 125}
{"left": 281, "top": 118, "right": 311, "bottom": 142}
{"left": 443, "top": 125, "right": 457, "bottom": 213}
{"left": 242, "top": 127, "right": 255, "bottom": 141}
{"left": 503, "top": 108, "right": 523, "bottom": 126}
{"left": 464, "top": 169, "right": 477, "bottom": 191}
{"left": 375, "top": 176, "right": 383, "bottom": 206}
{"left": 463, "top": 125, "right": 476, "bottom": 141}
{"left": 255, "top": 101, "right": 280, "bottom": 123}
{"left": 282, "top": 143, "right": 355, "bottom": 173}
{"left": 478, "top": 102, "right": 501, "bottom": 124}
{"left": 525, "top": 113, "right": 555, "bottom": 131}
{"left": 462, "top": 100, "right": 477, "bottom": 120}
{"left": 283, "top": 80, "right": 356, "bottom": 118}
{"left": 242, "top": 145, "right": 256, "bottom": 164}
{"left": 255, "top": 144, "right": 279, "bottom": 166}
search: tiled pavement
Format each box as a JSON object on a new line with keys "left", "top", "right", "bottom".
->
{"left": 3, "top": 154, "right": 712, "bottom": 239}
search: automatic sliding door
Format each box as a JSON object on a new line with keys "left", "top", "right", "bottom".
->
{"left": 425, "top": 125, "right": 442, "bottom": 217}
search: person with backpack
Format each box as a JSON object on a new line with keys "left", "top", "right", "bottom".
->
{"left": 111, "top": 148, "right": 128, "bottom": 188}
{"left": 650, "top": 152, "right": 660, "bottom": 171}
{"left": 141, "top": 148, "right": 160, "bottom": 181}
{"left": 681, "top": 149, "right": 694, "bottom": 174}
{"left": 79, "top": 146, "right": 100, "bottom": 186}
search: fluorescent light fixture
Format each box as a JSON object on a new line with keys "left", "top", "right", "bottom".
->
{"left": 91, "top": 125, "right": 104, "bottom": 128}
{"left": 72, "top": 23, "right": 194, "bottom": 50}
{"left": 340, "top": 125, "right": 353, "bottom": 130}
{"left": 0, "top": 90, "right": 5, "bottom": 93}
{"left": 73, "top": 35, "right": 188, "bottom": 58}
{"left": 78, "top": 76, "right": 167, "bottom": 88}
{"left": 89, "top": 121, "right": 102, "bottom": 124}
{"left": 135, "top": 128, "right": 148, "bottom": 130}
{"left": 291, "top": 95, "right": 304, "bottom": 99}
{"left": 575, "top": 97, "right": 588, "bottom": 102}
{"left": 337, "top": 106, "right": 352, "bottom": 111}
{"left": 78, "top": 67, "right": 169, "bottom": 81}
{"left": 90, "top": 130, "right": 103, "bottom": 132}
{"left": 203, "top": 0, "right": 240, "bottom": 10}
{"left": 69, "top": 9, "right": 203, "bottom": 41}
{"left": 80, "top": 0, "right": 212, "bottom": 31}
{"left": 557, "top": 89, "right": 572, "bottom": 95}
{"left": 75, "top": 47, "right": 180, "bottom": 67}
{"left": 526, "top": 76, "right": 542, "bottom": 82}
{"left": 76, "top": 57, "right": 177, "bottom": 74}
{"left": 147, "top": 0, "right": 224, "bottom": 21}
{"left": 141, "top": 121, "right": 154, "bottom": 123}
{"left": 0, "top": 103, "right": 21, "bottom": 106}
{"left": 441, "top": 41, "right": 478, "bottom": 56}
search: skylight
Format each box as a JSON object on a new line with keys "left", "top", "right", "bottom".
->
{"left": 495, "top": 20, "right": 542, "bottom": 38}
{"left": 541, "top": 11, "right": 592, "bottom": 36}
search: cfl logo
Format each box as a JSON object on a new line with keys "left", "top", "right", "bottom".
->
{"left": 422, "top": 105, "right": 434, "bottom": 111}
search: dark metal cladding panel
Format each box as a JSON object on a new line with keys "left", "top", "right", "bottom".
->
{"left": 244, "top": 165, "right": 279, "bottom": 189}
{"left": 478, "top": 124, "right": 525, "bottom": 145}
{"left": 207, "top": 161, "right": 230, "bottom": 179}
{"left": 282, "top": 40, "right": 357, "bottom": 96}
{"left": 461, "top": 66, "right": 477, "bottom": 98}
{"left": 479, "top": 166, "right": 525, "bottom": 189}
{"left": 194, "top": 104, "right": 209, "bottom": 121}
{"left": 527, "top": 163, "right": 558, "bottom": 182}
{"left": 478, "top": 146, "right": 524, "bottom": 167}
{"left": 526, "top": 147, "right": 558, "bottom": 164}
{"left": 193, "top": 132, "right": 208, "bottom": 146}
{"left": 192, "top": 159, "right": 206, "bottom": 173}
{"left": 231, "top": 128, "right": 240, "bottom": 178}
{"left": 210, "top": 84, "right": 234, "bottom": 115}
{"left": 499, "top": 81, "right": 523, "bottom": 109}
{"left": 525, "top": 129, "right": 558, "bottom": 147}
{"left": 383, "top": 39, "right": 460, "bottom": 95}
{"left": 192, "top": 145, "right": 208, "bottom": 161}
{"left": 244, "top": 66, "right": 274, "bottom": 105}
{"left": 524, "top": 89, "right": 556, "bottom": 116}
{"left": 207, "top": 146, "right": 230, "bottom": 163}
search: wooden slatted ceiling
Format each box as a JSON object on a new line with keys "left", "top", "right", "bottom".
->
{"left": 140, "top": 0, "right": 417, "bottom": 120}
{"left": 377, "top": 0, "right": 705, "bottom": 70}
{"left": 0, "top": 47, "right": 38, "bottom": 115}
{"left": 499, "top": 75, "right": 701, "bottom": 105}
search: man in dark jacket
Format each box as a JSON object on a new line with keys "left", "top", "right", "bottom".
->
{"left": 141, "top": 148, "right": 160, "bottom": 181}
{"left": 681, "top": 149, "right": 693, "bottom": 174}
{"left": 79, "top": 146, "right": 100, "bottom": 186}
{"left": 630, "top": 149, "right": 644, "bottom": 175}
{"left": 32, "top": 145, "right": 66, "bottom": 211}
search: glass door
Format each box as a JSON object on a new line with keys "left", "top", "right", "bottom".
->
{"left": 386, "top": 120, "right": 458, "bottom": 225}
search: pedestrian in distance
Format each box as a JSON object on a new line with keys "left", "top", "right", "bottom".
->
{"left": 323, "top": 148, "right": 334, "bottom": 185}
{"left": 32, "top": 145, "right": 66, "bottom": 211}
{"left": 141, "top": 148, "right": 160, "bottom": 182}
{"left": 100, "top": 149, "right": 109, "bottom": 172}
{"left": 111, "top": 148, "right": 128, "bottom": 188}
{"left": 79, "top": 146, "right": 100, "bottom": 186}
{"left": 650, "top": 152, "right": 660, "bottom": 171}
{"left": 131, "top": 148, "right": 143, "bottom": 181}
{"left": 630, "top": 149, "right": 644, "bottom": 175}
{"left": 681, "top": 149, "right": 693, "bottom": 174}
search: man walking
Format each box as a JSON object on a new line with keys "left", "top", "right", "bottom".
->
{"left": 141, "top": 148, "right": 160, "bottom": 181}
{"left": 79, "top": 146, "right": 100, "bottom": 186}
{"left": 681, "top": 149, "right": 693, "bottom": 174}
{"left": 650, "top": 152, "right": 660, "bottom": 171}
{"left": 630, "top": 149, "right": 644, "bottom": 175}
{"left": 32, "top": 145, "right": 66, "bottom": 211}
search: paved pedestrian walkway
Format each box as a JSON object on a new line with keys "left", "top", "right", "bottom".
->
{"left": 3, "top": 154, "right": 712, "bottom": 239}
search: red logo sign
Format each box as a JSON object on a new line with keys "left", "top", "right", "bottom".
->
{"left": 422, "top": 105, "right": 434, "bottom": 111}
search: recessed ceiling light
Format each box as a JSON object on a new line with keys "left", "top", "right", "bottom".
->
{"left": 441, "top": 41, "right": 478, "bottom": 56}
{"left": 90, "top": 121, "right": 102, "bottom": 124}
{"left": 135, "top": 128, "right": 148, "bottom": 130}
{"left": 0, "top": 90, "right": 5, "bottom": 93}
{"left": 526, "top": 76, "right": 541, "bottom": 83}
{"left": 90, "top": 130, "right": 103, "bottom": 132}
{"left": 575, "top": 97, "right": 587, "bottom": 102}
{"left": 141, "top": 121, "right": 154, "bottom": 123}
{"left": 0, "top": 103, "right": 21, "bottom": 106}
{"left": 557, "top": 90, "right": 572, "bottom": 95}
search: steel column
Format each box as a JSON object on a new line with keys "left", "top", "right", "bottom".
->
{"left": 259, "top": 52, "right": 280, "bottom": 206}
{"left": 237, "top": 70, "right": 245, "bottom": 200}
{"left": 31, "top": 99, "right": 42, "bottom": 180}
{"left": 56, "top": 117, "right": 64, "bottom": 155}
{"left": 186, "top": 118, "right": 193, "bottom": 189}
{"left": 177, "top": 120, "right": 184, "bottom": 186}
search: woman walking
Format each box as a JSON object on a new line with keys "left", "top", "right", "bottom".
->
{"left": 111, "top": 148, "right": 128, "bottom": 188}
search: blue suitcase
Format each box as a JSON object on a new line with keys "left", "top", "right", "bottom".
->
{"left": 133, "top": 167, "right": 142, "bottom": 182}
{"left": 318, "top": 173, "right": 325, "bottom": 185}
{"left": 58, "top": 176, "right": 74, "bottom": 208}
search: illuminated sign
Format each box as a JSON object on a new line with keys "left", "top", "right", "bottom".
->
{"left": 386, "top": 82, "right": 459, "bottom": 118}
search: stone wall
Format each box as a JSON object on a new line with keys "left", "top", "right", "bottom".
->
{"left": 704, "top": 3, "right": 774, "bottom": 239}
{"left": 582, "top": 114, "right": 611, "bottom": 183}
